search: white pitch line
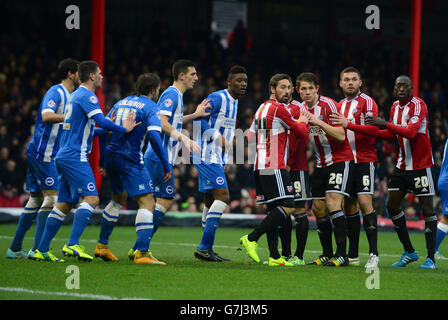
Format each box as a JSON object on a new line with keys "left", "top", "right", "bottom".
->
{"left": 0, "top": 286, "right": 150, "bottom": 300}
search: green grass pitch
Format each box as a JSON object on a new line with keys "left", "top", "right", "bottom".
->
{"left": 0, "top": 224, "right": 447, "bottom": 300}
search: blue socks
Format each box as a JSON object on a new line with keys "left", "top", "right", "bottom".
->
{"left": 198, "top": 200, "right": 227, "bottom": 251}
{"left": 135, "top": 208, "right": 153, "bottom": 251}
{"left": 37, "top": 207, "right": 66, "bottom": 252}
{"left": 435, "top": 222, "right": 448, "bottom": 252}
{"left": 98, "top": 201, "right": 121, "bottom": 245}
{"left": 10, "top": 197, "right": 43, "bottom": 251}
{"left": 67, "top": 202, "right": 94, "bottom": 246}
{"left": 32, "top": 203, "right": 53, "bottom": 250}
{"left": 132, "top": 203, "right": 167, "bottom": 250}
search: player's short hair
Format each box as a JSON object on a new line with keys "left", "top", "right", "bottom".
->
{"left": 134, "top": 73, "right": 161, "bottom": 96}
{"left": 296, "top": 72, "right": 319, "bottom": 87}
{"left": 340, "top": 66, "right": 361, "bottom": 80}
{"left": 58, "top": 58, "right": 80, "bottom": 81}
{"left": 78, "top": 61, "right": 99, "bottom": 83}
{"left": 269, "top": 73, "right": 292, "bottom": 89}
{"left": 172, "top": 59, "right": 195, "bottom": 81}
{"left": 227, "top": 65, "right": 247, "bottom": 80}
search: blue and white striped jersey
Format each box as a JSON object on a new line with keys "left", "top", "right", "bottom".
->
{"left": 26, "top": 83, "right": 70, "bottom": 162}
{"left": 56, "top": 85, "right": 103, "bottom": 162}
{"left": 193, "top": 89, "right": 238, "bottom": 165}
{"left": 144, "top": 86, "right": 183, "bottom": 165}
{"left": 106, "top": 95, "right": 161, "bottom": 164}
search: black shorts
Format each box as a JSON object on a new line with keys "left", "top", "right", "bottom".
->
{"left": 311, "top": 161, "right": 353, "bottom": 199}
{"left": 290, "top": 170, "right": 312, "bottom": 207}
{"left": 350, "top": 162, "right": 376, "bottom": 196}
{"left": 254, "top": 169, "right": 295, "bottom": 208}
{"left": 388, "top": 167, "right": 435, "bottom": 196}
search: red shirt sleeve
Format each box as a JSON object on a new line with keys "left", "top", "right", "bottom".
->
{"left": 276, "top": 103, "right": 308, "bottom": 138}
{"left": 347, "top": 122, "right": 395, "bottom": 140}
{"left": 385, "top": 102, "right": 427, "bottom": 140}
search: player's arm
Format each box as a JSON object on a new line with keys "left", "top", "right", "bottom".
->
{"left": 182, "top": 99, "right": 211, "bottom": 123}
{"left": 41, "top": 91, "right": 64, "bottom": 123}
{"left": 160, "top": 114, "right": 201, "bottom": 154}
{"left": 147, "top": 129, "right": 171, "bottom": 183}
{"left": 329, "top": 111, "right": 395, "bottom": 140}
{"left": 277, "top": 104, "right": 309, "bottom": 138}
{"left": 383, "top": 108, "right": 425, "bottom": 140}
{"left": 92, "top": 110, "right": 139, "bottom": 133}
{"left": 308, "top": 111, "right": 345, "bottom": 142}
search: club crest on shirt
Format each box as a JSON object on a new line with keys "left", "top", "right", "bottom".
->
{"left": 47, "top": 99, "right": 56, "bottom": 108}
{"left": 89, "top": 96, "right": 98, "bottom": 104}
{"left": 216, "top": 177, "right": 225, "bottom": 185}
{"left": 163, "top": 98, "right": 173, "bottom": 108}
{"left": 410, "top": 116, "right": 419, "bottom": 124}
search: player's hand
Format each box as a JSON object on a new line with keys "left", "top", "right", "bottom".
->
{"left": 194, "top": 99, "right": 212, "bottom": 118}
{"left": 366, "top": 116, "right": 387, "bottom": 128}
{"left": 221, "top": 137, "right": 232, "bottom": 153}
{"left": 181, "top": 135, "right": 201, "bottom": 154}
{"left": 107, "top": 108, "right": 117, "bottom": 123}
{"left": 99, "top": 166, "right": 107, "bottom": 176}
{"left": 297, "top": 111, "right": 311, "bottom": 124}
{"left": 123, "top": 111, "right": 142, "bottom": 133}
{"left": 305, "top": 111, "right": 319, "bottom": 125}
{"left": 163, "top": 171, "right": 172, "bottom": 184}
{"left": 329, "top": 112, "right": 348, "bottom": 128}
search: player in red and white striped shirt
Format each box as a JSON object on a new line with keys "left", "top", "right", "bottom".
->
{"left": 296, "top": 72, "right": 354, "bottom": 267}
{"left": 336, "top": 67, "right": 380, "bottom": 268}
{"left": 264, "top": 98, "right": 312, "bottom": 265}
{"left": 332, "top": 75, "right": 437, "bottom": 269}
{"left": 240, "top": 74, "right": 310, "bottom": 266}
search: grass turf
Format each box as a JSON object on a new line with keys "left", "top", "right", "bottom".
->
{"left": 0, "top": 224, "right": 447, "bottom": 300}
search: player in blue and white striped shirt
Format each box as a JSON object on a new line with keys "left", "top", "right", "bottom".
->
{"left": 136, "top": 59, "right": 210, "bottom": 256}
{"left": 34, "top": 61, "right": 139, "bottom": 262}
{"left": 192, "top": 65, "right": 248, "bottom": 261}
{"left": 7, "top": 58, "right": 80, "bottom": 260}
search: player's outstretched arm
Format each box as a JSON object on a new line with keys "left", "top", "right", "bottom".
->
{"left": 160, "top": 114, "right": 201, "bottom": 154}
{"left": 182, "top": 99, "right": 211, "bottom": 123}
{"left": 92, "top": 111, "right": 140, "bottom": 134}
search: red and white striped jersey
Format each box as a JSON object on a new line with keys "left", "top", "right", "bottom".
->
{"left": 249, "top": 99, "right": 307, "bottom": 170}
{"left": 308, "top": 96, "right": 354, "bottom": 168}
{"left": 287, "top": 100, "right": 309, "bottom": 171}
{"left": 340, "top": 93, "right": 378, "bottom": 163}
{"left": 387, "top": 96, "right": 434, "bottom": 170}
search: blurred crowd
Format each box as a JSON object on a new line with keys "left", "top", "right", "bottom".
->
{"left": 1, "top": 20, "right": 448, "bottom": 219}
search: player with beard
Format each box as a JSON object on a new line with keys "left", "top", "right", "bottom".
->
{"left": 240, "top": 74, "right": 310, "bottom": 266}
